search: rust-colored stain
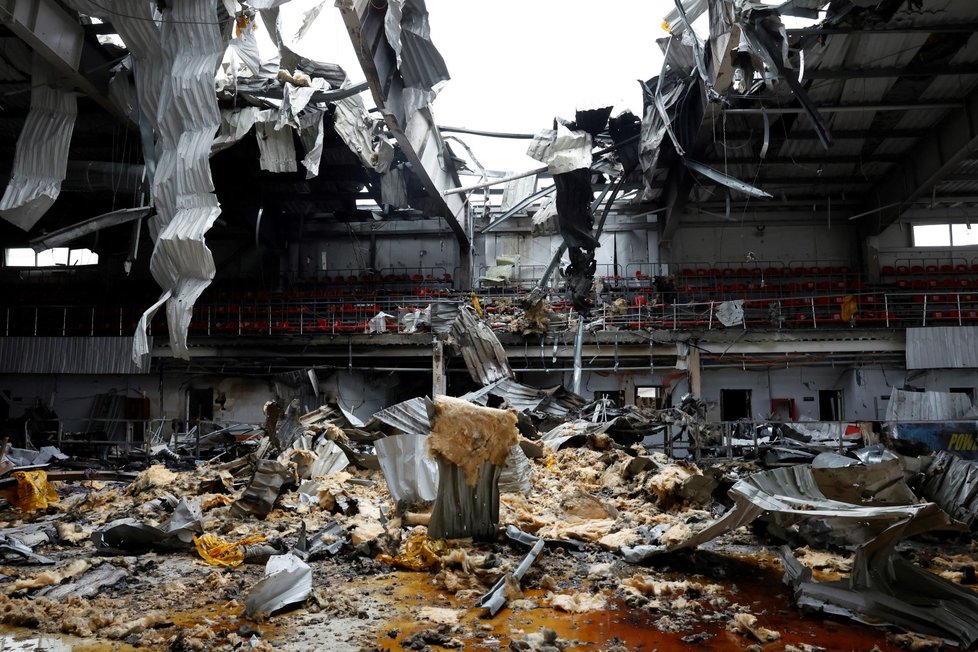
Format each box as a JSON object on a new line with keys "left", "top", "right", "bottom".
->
{"left": 374, "top": 556, "right": 907, "bottom": 652}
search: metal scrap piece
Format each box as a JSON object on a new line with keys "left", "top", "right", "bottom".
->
{"left": 243, "top": 552, "right": 313, "bottom": 618}
{"left": 477, "top": 537, "right": 545, "bottom": 617}
{"left": 375, "top": 434, "right": 439, "bottom": 503}
{"left": 230, "top": 460, "right": 293, "bottom": 520}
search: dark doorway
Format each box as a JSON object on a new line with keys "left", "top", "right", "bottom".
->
{"left": 818, "top": 390, "right": 843, "bottom": 420}
{"left": 187, "top": 388, "right": 214, "bottom": 423}
{"left": 720, "top": 389, "right": 752, "bottom": 421}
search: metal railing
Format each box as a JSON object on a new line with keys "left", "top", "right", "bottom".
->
{"left": 5, "top": 287, "right": 978, "bottom": 337}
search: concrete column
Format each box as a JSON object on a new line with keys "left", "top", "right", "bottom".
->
{"left": 432, "top": 337, "right": 445, "bottom": 396}
{"left": 689, "top": 346, "right": 702, "bottom": 397}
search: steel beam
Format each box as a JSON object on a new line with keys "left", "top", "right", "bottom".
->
{"left": 806, "top": 64, "right": 978, "bottom": 79}
{"left": 722, "top": 128, "right": 929, "bottom": 140}
{"left": 863, "top": 83, "right": 978, "bottom": 234}
{"left": 787, "top": 24, "right": 978, "bottom": 36}
{"left": 0, "top": 0, "right": 124, "bottom": 121}
{"left": 336, "top": 0, "right": 469, "bottom": 258}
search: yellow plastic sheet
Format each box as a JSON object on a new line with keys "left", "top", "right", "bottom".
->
{"left": 377, "top": 531, "right": 448, "bottom": 571}
{"left": 193, "top": 534, "right": 266, "bottom": 568}
{"left": 9, "top": 470, "right": 59, "bottom": 513}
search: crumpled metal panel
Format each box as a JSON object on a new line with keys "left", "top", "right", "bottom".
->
{"left": 375, "top": 433, "right": 439, "bottom": 503}
{"left": 921, "top": 451, "right": 978, "bottom": 528}
{"left": 907, "top": 326, "right": 978, "bottom": 369}
{"left": 526, "top": 124, "right": 592, "bottom": 175}
{"left": 332, "top": 93, "right": 395, "bottom": 173}
{"left": 451, "top": 306, "right": 514, "bottom": 385}
{"left": 370, "top": 397, "right": 430, "bottom": 435}
{"left": 243, "top": 552, "right": 312, "bottom": 618}
{"left": 255, "top": 109, "right": 298, "bottom": 172}
{"left": 74, "top": 0, "right": 226, "bottom": 365}
{"left": 383, "top": 0, "right": 450, "bottom": 121}
{"left": 298, "top": 111, "right": 325, "bottom": 179}
{"left": 0, "top": 56, "right": 77, "bottom": 231}
{"left": 213, "top": 107, "right": 260, "bottom": 153}
{"left": 143, "top": 1, "right": 227, "bottom": 363}
{"left": 885, "top": 388, "right": 976, "bottom": 422}
{"left": 462, "top": 378, "right": 583, "bottom": 417}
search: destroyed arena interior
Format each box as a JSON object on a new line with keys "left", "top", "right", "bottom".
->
{"left": 5, "top": 0, "right": 978, "bottom": 650}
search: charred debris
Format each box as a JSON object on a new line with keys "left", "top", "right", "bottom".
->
{"left": 0, "top": 307, "right": 978, "bottom": 651}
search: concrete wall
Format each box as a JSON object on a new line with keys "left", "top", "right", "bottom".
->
{"left": 481, "top": 222, "right": 660, "bottom": 282}
{"left": 667, "top": 220, "right": 857, "bottom": 269}
{"left": 293, "top": 234, "right": 459, "bottom": 280}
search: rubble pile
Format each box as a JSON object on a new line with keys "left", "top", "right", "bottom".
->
{"left": 0, "top": 317, "right": 976, "bottom": 650}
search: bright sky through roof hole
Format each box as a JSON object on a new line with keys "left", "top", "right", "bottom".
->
{"left": 272, "top": 0, "right": 667, "bottom": 174}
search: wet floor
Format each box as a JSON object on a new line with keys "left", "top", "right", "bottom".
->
{"left": 373, "top": 550, "right": 908, "bottom": 652}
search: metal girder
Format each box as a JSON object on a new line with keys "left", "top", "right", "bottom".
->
{"left": 863, "top": 83, "right": 978, "bottom": 235}
{"left": 722, "top": 128, "right": 929, "bottom": 140}
{"left": 0, "top": 0, "right": 124, "bottom": 121}
{"left": 705, "top": 154, "right": 898, "bottom": 165}
{"left": 336, "top": 0, "right": 469, "bottom": 254}
{"left": 807, "top": 64, "right": 978, "bottom": 79}
{"left": 787, "top": 24, "right": 978, "bottom": 36}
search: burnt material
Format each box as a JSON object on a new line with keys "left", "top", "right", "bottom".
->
{"left": 554, "top": 168, "right": 598, "bottom": 315}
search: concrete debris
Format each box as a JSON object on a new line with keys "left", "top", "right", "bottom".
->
{"left": 1, "top": 350, "right": 978, "bottom": 649}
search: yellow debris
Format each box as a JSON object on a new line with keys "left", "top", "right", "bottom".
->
{"left": 377, "top": 530, "right": 448, "bottom": 572}
{"left": 192, "top": 534, "right": 266, "bottom": 568}
{"left": 9, "top": 470, "right": 59, "bottom": 513}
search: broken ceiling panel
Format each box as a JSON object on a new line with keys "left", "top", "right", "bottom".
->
{"left": 333, "top": 94, "right": 395, "bottom": 173}
{"left": 256, "top": 111, "right": 299, "bottom": 173}
{"left": 298, "top": 111, "right": 325, "bottom": 178}
{"left": 140, "top": 1, "right": 228, "bottom": 363}
{"left": 382, "top": 0, "right": 450, "bottom": 122}
{"left": 0, "top": 56, "right": 77, "bottom": 231}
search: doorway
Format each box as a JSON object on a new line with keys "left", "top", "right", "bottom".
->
{"left": 187, "top": 388, "right": 214, "bottom": 424}
{"left": 720, "top": 389, "right": 752, "bottom": 421}
{"left": 818, "top": 390, "right": 843, "bottom": 421}
{"left": 770, "top": 398, "right": 796, "bottom": 422}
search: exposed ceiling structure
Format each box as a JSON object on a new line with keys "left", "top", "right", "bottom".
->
{"left": 642, "top": 0, "right": 978, "bottom": 239}
{"left": 0, "top": 0, "right": 977, "bottom": 364}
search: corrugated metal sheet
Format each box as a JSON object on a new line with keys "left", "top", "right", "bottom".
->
{"left": 370, "top": 397, "right": 430, "bottom": 435}
{"left": 0, "top": 55, "right": 77, "bottom": 231}
{"left": 0, "top": 337, "right": 151, "bottom": 374}
{"left": 885, "top": 388, "right": 975, "bottom": 421}
{"left": 451, "top": 307, "right": 513, "bottom": 385}
{"left": 907, "top": 326, "right": 978, "bottom": 369}
{"left": 136, "top": 1, "right": 225, "bottom": 364}
{"left": 463, "top": 379, "right": 583, "bottom": 417}
{"left": 255, "top": 111, "right": 298, "bottom": 172}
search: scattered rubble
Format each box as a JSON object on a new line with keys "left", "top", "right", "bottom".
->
{"left": 0, "top": 312, "right": 975, "bottom": 650}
